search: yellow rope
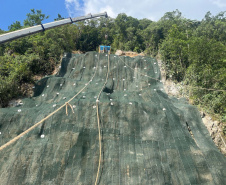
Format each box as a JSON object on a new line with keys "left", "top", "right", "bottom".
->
{"left": 94, "top": 54, "right": 110, "bottom": 185}
{"left": 0, "top": 56, "right": 98, "bottom": 152}
{"left": 66, "top": 102, "right": 74, "bottom": 116}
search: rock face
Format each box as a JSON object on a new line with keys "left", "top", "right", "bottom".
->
{"left": 0, "top": 52, "right": 225, "bottom": 184}
{"left": 115, "top": 49, "right": 123, "bottom": 56}
{"left": 202, "top": 114, "right": 226, "bottom": 155}
{"left": 115, "top": 50, "right": 145, "bottom": 57}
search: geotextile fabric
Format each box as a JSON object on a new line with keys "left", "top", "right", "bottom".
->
{"left": 0, "top": 51, "right": 225, "bottom": 184}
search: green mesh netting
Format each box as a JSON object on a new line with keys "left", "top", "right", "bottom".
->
{"left": 0, "top": 51, "right": 225, "bottom": 184}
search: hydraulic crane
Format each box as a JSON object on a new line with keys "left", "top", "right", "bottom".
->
{"left": 0, "top": 12, "right": 108, "bottom": 44}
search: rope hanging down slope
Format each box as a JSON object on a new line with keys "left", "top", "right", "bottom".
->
{"left": 95, "top": 54, "right": 110, "bottom": 185}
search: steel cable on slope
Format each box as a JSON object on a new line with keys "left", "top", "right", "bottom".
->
{"left": 0, "top": 55, "right": 99, "bottom": 152}
{"left": 94, "top": 54, "right": 110, "bottom": 185}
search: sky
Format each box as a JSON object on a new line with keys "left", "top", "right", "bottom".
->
{"left": 0, "top": 0, "right": 226, "bottom": 31}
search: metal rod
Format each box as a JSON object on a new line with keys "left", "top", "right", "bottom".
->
{"left": 0, "top": 12, "right": 108, "bottom": 44}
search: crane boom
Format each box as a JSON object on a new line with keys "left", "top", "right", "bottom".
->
{"left": 0, "top": 12, "right": 108, "bottom": 44}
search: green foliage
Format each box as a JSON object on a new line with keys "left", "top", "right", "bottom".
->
{"left": 0, "top": 29, "right": 5, "bottom": 34}
{"left": 160, "top": 24, "right": 189, "bottom": 81}
{"left": 8, "top": 21, "right": 22, "bottom": 31}
{"left": 141, "top": 22, "right": 163, "bottom": 56}
{"left": 0, "top": 9, "right": 225, "bottom": 122}
{"left": 76, "top": 21, "right": 101, "bottom": 51}
{"left": 185, "top": 40, "right": 226, "bottom": 118}
{"left": 6, "top": 38, "right": 32, "bottom": 55}
{"left": 0, "top": 44, "right": 6, "bottom": 56}
{"left": 24, "top": 9, "right": 49, "bottom": 26}
{"left": 54, "top": 14, "right": 64, "bottom": 21}
{"left": 0, "top": 30, "right": 6, "bottom": 56}
{"left": 158, "top": 10, "right": 226, "bottom": 121}
{"left": 0, "top": 54, "right": 35, "bottom": 106}
{"left": 0, "top": 75, "right": 20, "bottom": 107}
{"left": 112, "top": 13, "right": 143, "bottom": 52}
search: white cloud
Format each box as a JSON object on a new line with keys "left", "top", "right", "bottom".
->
{"left": 99, "top": 5, "right": 117, "bottom": 18}
{"left": 83, "top": 0, "right": 159, "bottom": 19}
{"left": 65, "top": 0, "right": 84, "bottom": 17}
{"left": 65, "top": 0, "right": 225, "bottom": 21}
{"left": 65, "top": 0, "right": 160, "bottom": 19}
{"left": 210, "top": 0, "right": 226, "bottom": 8}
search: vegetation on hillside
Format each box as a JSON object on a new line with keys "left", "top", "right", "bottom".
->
{"left": 0, "top": 9, "right": 225, "bottom": 129}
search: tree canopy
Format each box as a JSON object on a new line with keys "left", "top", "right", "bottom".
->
{"left": 24, "top": 9, "right": 49, "bottom": 26}
{"left": 0, "top": 9, "right": 225, "bottom": 128}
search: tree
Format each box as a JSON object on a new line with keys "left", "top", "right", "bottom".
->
{"left": 113, "top": 13, "right": 141, "bottom": 51}
{"left": 24, "top": 9, "right": 49, "bottom": 27}
{"left": 138, "top": 18, "right": 152, "bottom": 30}
{"left": 54, "top": 14, "right": 64, "bottom": 21}
{"left": 0, "top": 29, "right": 5, "bottom": 34}
{"left": 8, "top": 21, "right": 22, "bottom": 31}
{"left": 204, "top": 11, "right": 212, "bottom": 22}
{"left": 160, "top": 24, "right": 189, "bottom": 81}
{"left": 159, "top": 9, "right": 184, "bottom": 37}
{"left": 141, "top": 22, "right": 164, "bottom": 56}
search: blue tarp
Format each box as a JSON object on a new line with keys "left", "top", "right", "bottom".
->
{"left": 100, "top": 45, "right": 111, "bottom": 51}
